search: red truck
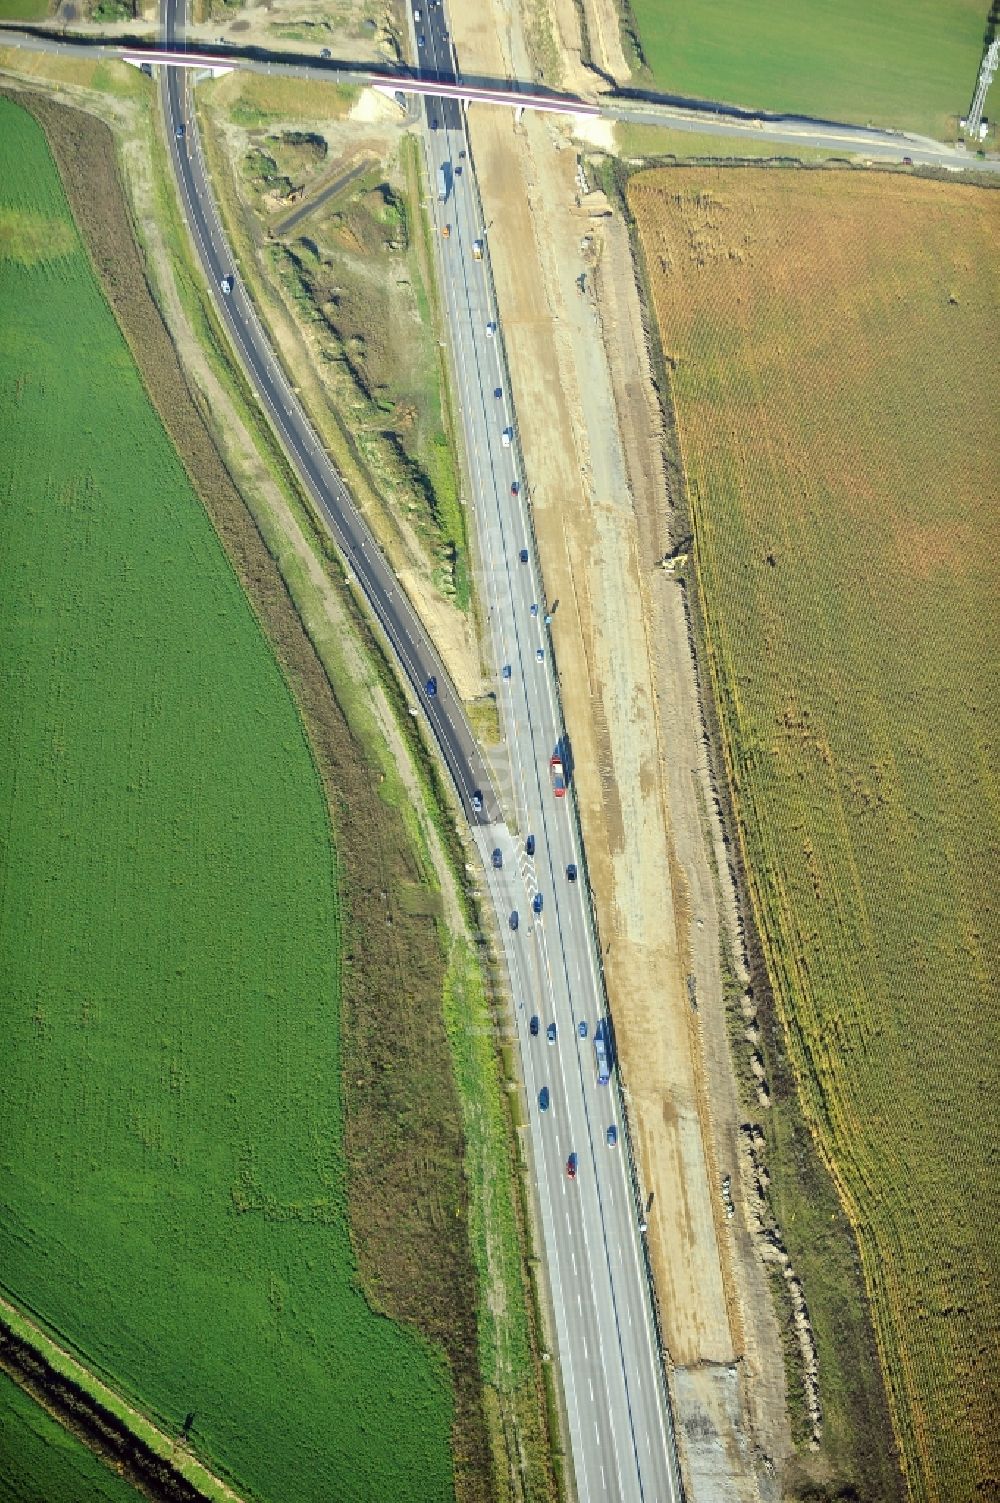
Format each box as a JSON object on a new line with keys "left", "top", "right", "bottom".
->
{"left": 550, "top": 755, "right": 566, "bottom": 797}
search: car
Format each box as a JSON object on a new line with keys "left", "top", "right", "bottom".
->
{"left": 546, "top": 1022, "right": 557, "bottom": 1045}
{"left": 529, "top": 1014, "right": 539, "bottom": 1037}
{"left": 455, "top": 164, "right": 462, "bottom": 176}
{"left": 494, "top": 386, "right": 502, "bottom": 399}
{"left": 501, "top": 427, "right": 513, "bottom": 447}
{"left": 441, "top": 224, "right": 451, "bottom": 239}
{"left": 509, "top": 910, "right": 519, "bottom": 930}
{"left": 535, "top": 648, "right": 544, "bottom": 663}
{"left": 525, "top": 834, "right": 535, "bottom": 856}
{"left": 538, "top": 1086, "right": 550, "bottom": 1112}
{"left": 414, "top": 7, "right": 421, "bottom": 20}
{"left": 502, "top": 664, "right": 512, "bottom": 681}
{"left": 607, "top": 1124, "right": 618, "bottom": 1148}
{"left": 486, "top": 321, "right": 497, "bottom": 337}
{"left": 519, "top": 548, "right": 529, "bottom": 564}
{"left": 425, "top": 675, "right": 437, "bottom": 697}
{"left": 511, "top": 481, "right": 519, "bottom": 496}
{"left": 530, "top": 603, "right": 538, "bottom": 617}
{"left": 459, "top": 148, "right": 466, "bottom": 158}
{"left": 320, "top": 46, "right": 332, "bottom": 58}
{"left": 578, "top": 1019, "right": 588, "bottom": 1039}
{"left": 902, "top": 155, "right": 913, "bottom": 165}
{"left": 174, "top": 122, "right": 186, "bottom": 139}
{"left": 566, "top": 1153, "right": 578, "bottom": 1179}
{"left": 566, "top": 863, "right": 577, "bottom": 881}
{"left": 430, "top": 116, "right": 439, "bottom": 130}
{"left": 532, "top": 892, "right": 543, "bottom": 915}
{"left": 418, "top": 32, "right": 426, "bottom": 46}
{"left": 471, "top": 790, "right": 483, "bottom": 813}
{"left": 220, "top": 275, "right": 234, "bottom": 295}
{"left": 491, "top": 848, "right": 502, "bottom": 870}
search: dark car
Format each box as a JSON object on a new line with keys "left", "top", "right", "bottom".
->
{"left": 509, "top": 910, "right": 519, "bottom": 931}
{"left": 578, "top": 1019, "right": 588, "bottom": 1039}
{"left": 425, "top": 675, "right": 437, "bottom": 696}
{"left": 566, "top": 1153, "right": 578, "bottom": 1179}
{"left": 546, "top": 1022, "right": 557, "bottom": 1045}
{"left": 491, "top": 848, "right": 502, "bottom": 870}
{"left": 174, "top": 122, "right": 186, "bottom": 139}
{"left": 519, "top": 548, "right": 529, "bottom": 564}
{"left": 566, "top": 863, "right": 578, "bottom": 882}
{"left": 430, "top": 116, "right": 439, "bottom": 130}
{"left": 502, "top": 664, "right": 512, "bottom": 680}
{"left": 320, "top": 46, "right": 332, "bottom": 58}
{"left": 526, "top": 834, "right": 535, "bottom": 856}
{"left": 902, "top": 155, "right": 913, "bottom": 165}
{"left": 532, "top": 892, "right": 543, "bottom": 915}
{"left": 529, "top": 1014, "right": 539, "bottom": 1037}
{"left": 511, "top": 481, "right": 520, "bottom": 496}
{"left": 607, "top": 1125, "right": 618, "bottom": 1148}
{"left": 538, "top": 1086, "right": 550, "bottom": 1112}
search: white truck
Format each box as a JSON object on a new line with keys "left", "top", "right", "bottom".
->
{"left": 437, "top": 162, "right": 449, "bottom": 203}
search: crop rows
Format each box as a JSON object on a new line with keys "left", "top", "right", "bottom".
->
{"left": 630, "top": 167, "right": 999, "bottom": 1502}
{"left": 0, "top": 96, "right": 454, "bottom": 1503}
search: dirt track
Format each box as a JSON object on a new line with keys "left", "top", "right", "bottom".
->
{"left": 449, "top": 2, "right": 791, "bottom": 1497}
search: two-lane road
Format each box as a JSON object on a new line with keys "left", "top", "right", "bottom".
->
{"left": 160, "top": 0, "right": 495, "bottom": 827}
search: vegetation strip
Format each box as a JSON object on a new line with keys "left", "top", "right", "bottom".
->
{"left": 0, "top": 1304, "right": 235, "bottom": 1503}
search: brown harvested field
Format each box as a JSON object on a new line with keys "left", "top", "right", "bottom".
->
{"left": 629, "top": 166, "right": 999, "bottom": 1503}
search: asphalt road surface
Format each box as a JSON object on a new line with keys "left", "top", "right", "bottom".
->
{"left": 2, "top": 25, "right": 996, "bottom": 170}
{"left": 157, "top": 0, "right": 496, "bottom": 828}
{"left": 409, "top": 6, "right": 684, "bottom": 1500}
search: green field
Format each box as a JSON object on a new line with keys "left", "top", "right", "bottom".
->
{"left": 626, "top": 0, "right": 992, "bottom": 139}
{"left": 0, "top": 94, "right": 453, "bottom": 1503}
{"left": 631, "top": 167, "right": 999, "bottom": 1502}
{"left": 0, "top": 0, "right": 50, "bottom": 19}
{"left": 0, "top": 1371, "right": 140, "bottom": 1503}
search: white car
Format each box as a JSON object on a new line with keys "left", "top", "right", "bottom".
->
{"left": 536, "top": 648, "right": 545, "bottom": 663}
{"left": 485, "top": 321, "right": 497, "bottom": 337}
{"left": 220, "top": 275, "right": 234, "bottom": 295}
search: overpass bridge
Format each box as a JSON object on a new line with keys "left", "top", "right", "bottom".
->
{"left": 115, "top": 44, "right": 599, "bottom": 116}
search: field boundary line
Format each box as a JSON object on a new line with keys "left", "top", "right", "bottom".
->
{"left": 0, "top": 1295, "right": 247, "bottom": 1503}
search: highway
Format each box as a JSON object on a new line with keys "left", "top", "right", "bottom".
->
{"left": 2, "top": 12, "right": 992, "bottom": 1497}
{"left": 148, "top": 4, "right": 683, "bottom": 1496}
{"left": 409, "top": 5, "right": 684, "bottom": 1501}
{"left": 157, "top": 0, "right": 495, "bottom": 829}
{"left": 151, "top": 0, "right": 685, "bottom": 1493}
